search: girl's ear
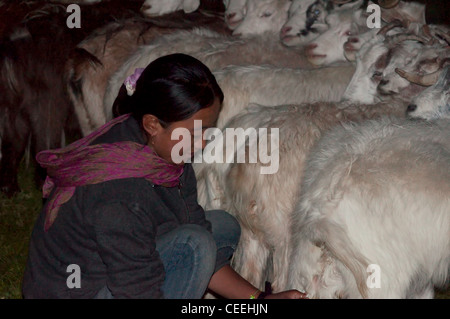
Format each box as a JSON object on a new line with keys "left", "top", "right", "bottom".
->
{"left": 142, "top": 114, "right": 162, "bottom": 138}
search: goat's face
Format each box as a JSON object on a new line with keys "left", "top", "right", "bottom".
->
{"left": 342, "top": 36, "right": 391, "bottom": 103}
{"left": 141, "top": 0, "right": 200, "bottom": 17}
{"left": 343, "top": 22, "right": 378, "bottom": 62}
{"left": 407, "top": 66, "right": 450, "bottom": 120}
{"left": 232, "top": 0, "right": 291, "bottom": 37}
{"left": 280, "top": 0, "right": 327, "bottom": 47}
{"left": 224, "top": 0, "right": 248, "bottom": 30}
{"left": 376, "top": 41, "right": 427, "bottom": 97}
{"left": 305, "top": 9, "right": 356, "bottom": 65}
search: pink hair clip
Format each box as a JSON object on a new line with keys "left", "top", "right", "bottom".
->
{"left": 124, "top": 68, "right": 145, "bottom": 96}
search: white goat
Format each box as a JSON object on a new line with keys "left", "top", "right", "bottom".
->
{"left": 378, "top": 42, "right": 450, "bottom": 100}
{"left": 212, "top": 63, "right": 355, "bottom": 128}
{"left": 407, "top": 66, "right": 450, "bottom": 120}
{"left": 343, "top": 1, "right": 428, "bottom": 63}
{"left": 280, "top": 0, "right": 328, "bottom": 47}
{"left": 103, "top": 27, "right": 321, "bottom": 122}
{"left": 196, "top": 99, "right": 407, "bottom": 291}
{"left": 232, "top": 0, "right": 292, "bottom": 37}
{"left": 305, "top": 1, "right": 365, "bottom": 66}
{"left": 223, "top": 0, "right": 248, "bottom": 30}
{"left": 341, "top": 34, "right": 395, "bottom": 104}
{"left": 195, "top": 32, "right": 442, "bottom": 290}
{"left": 140, "top": 0, "right": 200, "bottom": 17}
{"left": 197, "top": 29, "right": 441, "bottom": 211}
{"left": 194, "top": 60, "right": 355, "bottom": 211}
{"left": 341, "top": 32, "right": 447, "bottom": 105}
{"left": 287, "top": 116, "right": 450, "bottom": 298}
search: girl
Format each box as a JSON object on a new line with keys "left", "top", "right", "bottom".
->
{"left": 22, "top": 53, "right": 306, "bottom": 299}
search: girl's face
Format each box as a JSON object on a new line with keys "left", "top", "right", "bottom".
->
{"left": 142, "top": 98, "right": 222, "bottom": 165}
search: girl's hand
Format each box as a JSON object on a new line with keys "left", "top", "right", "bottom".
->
{"left": 264, "top": 290, "right": 309, "bottom": 299}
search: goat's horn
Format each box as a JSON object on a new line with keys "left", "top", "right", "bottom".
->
{"left": 433, "top": 29, "right": 450, "bottom": 46}
{"left": 378, "top": 0, "right": 400, "bottom": 9}
{"left": 395, "top": 68, "right": 442, "bottom": 87}
{"left": 377, "top": 19, "right": 404, "bottom": 36}
{"left": 387, "top": 33, "right": 428, "bottom": 45}
{"left": 421, "top": 25, "right": 437, "bottom": 45}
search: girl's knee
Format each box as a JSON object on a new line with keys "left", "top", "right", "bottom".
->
{"left": 206, "top": 210, "right": 241, "bottom": 248}
{"left": 176, "top": 224, "right": 217, "bottom": 262}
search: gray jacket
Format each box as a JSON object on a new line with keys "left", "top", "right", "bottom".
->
{"left": 22, "top": 116, "right": 211, "bottom": 298}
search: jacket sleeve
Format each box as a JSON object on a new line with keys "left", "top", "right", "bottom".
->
{"left": 88, "top": 200, "right": 165, "bottom": 299}
{"left": 182, "top": 164, "right": 212, "bottom": 232}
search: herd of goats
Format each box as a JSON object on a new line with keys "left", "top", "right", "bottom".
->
{"left": 0, "top": 0, "right": 449, "bottom": 298}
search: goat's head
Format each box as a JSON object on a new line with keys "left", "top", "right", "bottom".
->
{"left": 305, "top": 0, "right": 364, "bottom": 65}
{"left": 377, "top": 34, "right": 448, "bottom": 102}
{"left": 342, "top": 35, "right": 392, "bottom": 104}
{"left": 232, "top": 0, "right": 291, "bottom": 37}
{"left": 342, "top": 2, "right": 398, "bottom": 62}
{"left": 280, "top": 0, "right": 328, "bottom": 47}
{"left": 403, "top": 66, "right": 450, "bottom": 120}
{"left": 223, "top": 0, "right": 248, "bottom": 30}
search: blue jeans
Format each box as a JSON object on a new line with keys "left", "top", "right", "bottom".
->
{"left": 94, "top": 210, "right": 241, "bottom": 299}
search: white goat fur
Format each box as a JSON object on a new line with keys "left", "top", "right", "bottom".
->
{"left": 408, "top": 67, "right": 450, "bottom": 120}
{"left": 212, "top": 63, "right": 355, "bottom": 128}
{"left": 223, "top": 0, "right": 248, "bottom": 30}
{"left": 287, "top": 117, "right": 450, "bottom": 298}
{"left": 141, "top": 0, "right": 200, "bottom": 17}
{"left": 232, "top": 0, "right": 291, "bottom": 37}
{"left": 306, "top": 2, "right": 364, "bottom": 66}
{"left": 103, "top": 28, "right": 324, "bottom": 123}
{"left": 341, "top": 34, "right": 433, "bottom": 105}
{"left": 195, "top": 100, "right": 406, "bottom": 291}
{"left": 281, "top": 0, "right": 334, "bottom": 47}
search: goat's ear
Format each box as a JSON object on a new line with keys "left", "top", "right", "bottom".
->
{"left": 183, "top": 0, "right": 200, "bottom": 13}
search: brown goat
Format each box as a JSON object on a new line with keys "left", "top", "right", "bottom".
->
{"left": 0, "top": 0, "right": 154, "bottom": 196}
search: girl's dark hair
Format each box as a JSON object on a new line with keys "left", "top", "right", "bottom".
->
{"left": 112, "top": 53, "right": 224, "bottom": 128}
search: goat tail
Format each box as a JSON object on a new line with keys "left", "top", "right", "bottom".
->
{"left": 316, "top": 218, "right": 370, "bottom": 298}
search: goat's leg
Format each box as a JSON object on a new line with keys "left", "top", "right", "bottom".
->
{"left": 270, "top": 240, "right": 291, "bottom": 292}
{"left": 231, "top": 228, "right": 270, "bottom": 290}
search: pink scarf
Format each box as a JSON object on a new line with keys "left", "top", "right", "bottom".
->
{"left": 37, "top": 114, "right": 184, "bottom": 232}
